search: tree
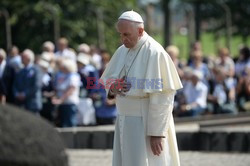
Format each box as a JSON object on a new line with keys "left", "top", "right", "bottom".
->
{"left": 0, "top": 0, "right": 137, "bottom": 54}
{"left": 181, "top": 0, "right": 250, "bottom": 45}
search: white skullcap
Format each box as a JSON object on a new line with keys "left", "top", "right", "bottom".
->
{"left": 118, "top": 10, "right": 144, "bottom": 23}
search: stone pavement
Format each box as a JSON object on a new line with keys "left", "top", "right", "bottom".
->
{"left": 67, "top": 149, "right": 250, "bottom": 166}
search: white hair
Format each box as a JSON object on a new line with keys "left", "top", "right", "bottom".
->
{"left": 41, "top": 52, "right": 53, "bottom": 62}
{"left": 192, "top": 70, "right": 203, "bottom": 80}
{"left": 0, "top": 48, "right": 6, "bottom": 59}
{"left": 43, "top": 41, "right": 55, "bottom": 52}
{"left": 166, "top": 45, "right": 180, "bottom": 56}
{"left": 61, "top": 58, "right": 77, "bottom": 73}
{"left": 78, "top": 43, "right": 90, "bottom": 53}
{"left": 116, "top": 20, "right": 144, "bottom": 30}
{"left": 23, "top": 49, "right": 35, "bottom": 63}
{"left": 131, "top": 22, "right": 144, "bottom": 29}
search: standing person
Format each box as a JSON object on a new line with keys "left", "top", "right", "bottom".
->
{"left": 55, "top": 38, "right": 76, "bottom": 61}
{"left": 52, "top": 58, "right": 81, "bottom": 127}
{"left": 13, "top": 49, "right": 42, "bottom": 113}
{"left": 100, "top": 11, "right": 182, "bottom": 166}
{"left": 0, "top": 49, "right": 7, "bottom": 104}
{"left": 0, "top": 48, "right": 16, "bottom": 104}
{"left": 38, "top": 58, "right": 55, "bottom": 122}
{"left": 7, "top": 46, "right": 23, "bottom": 73}
{"left": 42, "top": 41, "right": 55, "bottom": 53}
{"left": 76, "top": 55, "right": 98, "bottom": 125}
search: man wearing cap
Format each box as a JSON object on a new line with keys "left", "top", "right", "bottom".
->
{"left": 101, "top": 11, "right": 182, "bottom": 166}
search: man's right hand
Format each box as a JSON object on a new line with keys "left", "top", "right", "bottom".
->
{"left": 109, "top": 76, "right": 131, "bottom": 96}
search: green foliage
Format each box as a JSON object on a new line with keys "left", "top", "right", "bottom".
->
{"left": 0, "top": 0, "right": 137, "bottom": 54}
{"left": 156, "top": 32, "right": 250, "bottom": 60}
{"left": 180, "top": 0, "right": 250, "bottom": 41}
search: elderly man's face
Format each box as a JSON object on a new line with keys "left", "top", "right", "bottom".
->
{"left": 21, "top": 53, "right": 30, "bottom": 66}
{"left": 117, "top": 20, "right": 142, "bottom": 48}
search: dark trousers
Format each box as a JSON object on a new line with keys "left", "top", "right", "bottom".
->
{"left": 58, "top": 104, "right": 77, "bottom": 127}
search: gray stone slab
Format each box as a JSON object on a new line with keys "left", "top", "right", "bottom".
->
{"left": 92, "top": 131, "right": 109, "bottom": 149}
{"left": 209, "top": 132, "right": 229, "bottom": 151}
{"left": 245, "top": 133, "right": 250, "bottom": 152}
{"left": 75, "top": 131, "right": 92, "bottom": 149}
{"left": 193, "top": 132, "right": 210, "bottom": 151}
{"left": 228, "top": 132, "right": 248, "bottom": 152}
{"left": 57, "top": 125, "right": 250, "bottom": 152}
{"left": 107, "top": 132, "right": 114, "bottom": 149}
{"left": 176, "top": 132, "right": 194, "bottom": 150}
{"left": 59, "top": 131, "right": 75, "bottom": 149}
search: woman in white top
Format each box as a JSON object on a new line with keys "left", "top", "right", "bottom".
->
{"left": 52, "top": 58, "right": 81, "bottom": 127}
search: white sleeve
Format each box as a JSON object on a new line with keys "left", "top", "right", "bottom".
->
{"left": 69, "top": 74, "right": 80, "bottom": 87}
{"left": 147, "top": 90, "right": 176, "bottom": 137}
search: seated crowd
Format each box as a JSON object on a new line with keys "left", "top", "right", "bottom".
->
{"left": 166, "top": 42, "right": 250, "bottom": 117}
{"left": 0, "top": 39, "right": 249, "bottom": 128}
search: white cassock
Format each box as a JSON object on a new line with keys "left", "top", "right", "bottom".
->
{"left": 100, "top": 32, "right": 183, "bottom": 166}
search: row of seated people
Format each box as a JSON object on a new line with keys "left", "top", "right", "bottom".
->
{"left": 166, "top": 43, "right": 250, "bottom": 117}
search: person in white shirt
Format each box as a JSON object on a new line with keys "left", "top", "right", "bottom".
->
{"left": 179, "top": 70, "right": 208, "bottom": 116}
{"left": 8, "top": 46, "right": 23, "bottom": 73}
{"left": 52, "top": 58, "right": 80, "bottom": 127}
{"left": 90, "top": 45, "right": 102, "bottom": 71}
{"left": 207, "top": 67, "right": 237, "bottom": 114}
{"left": 55, "top": 38, "right": 76, "bottom": 61}
{"left": 0, "top": 49, "right": 7, "bottom": 104}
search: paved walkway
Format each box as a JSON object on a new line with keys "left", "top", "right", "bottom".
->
{"left": 67, "top": 149, "right": 250, "bottom": 166}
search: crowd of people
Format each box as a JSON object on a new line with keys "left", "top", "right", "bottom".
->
{"left": 0, "top": 39, "right": 249, "bottom": 127}
{"left": 166, "top": 42, "right": 250, "bottom": 117}
{"left": 0, "top": 38, "right": 116, "bottom": 127}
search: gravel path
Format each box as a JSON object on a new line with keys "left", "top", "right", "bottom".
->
{"left": 67, "top": 149, "right": 250, "bottom": 166}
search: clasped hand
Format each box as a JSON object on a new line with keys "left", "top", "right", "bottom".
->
{"left": 110, "top": 76, "right": 132, "bottom": 96}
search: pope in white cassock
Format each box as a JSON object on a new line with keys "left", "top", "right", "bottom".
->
{"left": 100, "top": 10, "right": 183, "bottom": 166}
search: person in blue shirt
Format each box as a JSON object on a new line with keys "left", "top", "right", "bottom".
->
{"left": 94, "top": 83, "right": 117, "bottom": 125}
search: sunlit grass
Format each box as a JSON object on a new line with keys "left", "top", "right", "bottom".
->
{"left": 153, "top": 32, "right": 250, "bottom": 61}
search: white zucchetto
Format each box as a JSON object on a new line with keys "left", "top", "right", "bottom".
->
{"left": 118, "top": 10, "right": 144, "bottom": 23}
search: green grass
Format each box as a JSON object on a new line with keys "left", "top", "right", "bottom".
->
{"left": 153, "top": 32, "right": 250, "bottom": 61}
